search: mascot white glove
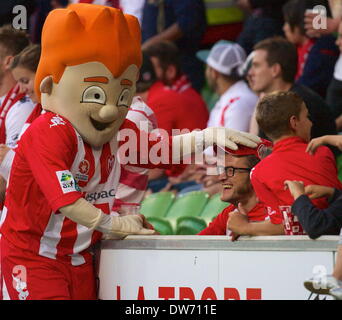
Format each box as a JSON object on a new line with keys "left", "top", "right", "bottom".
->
{"left": 172, "top": 127, "right": 261, "bottom": 161}
{"left": 60, "top": 198, "right": 155, "bottom": 239}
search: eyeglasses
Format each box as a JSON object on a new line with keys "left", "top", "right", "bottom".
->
{"left": 216, "top": 166, "right": 252, "bottom": 177}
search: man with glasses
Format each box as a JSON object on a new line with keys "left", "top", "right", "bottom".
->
{"left": 198, "top": 139, "right": 280, "bottom": 237}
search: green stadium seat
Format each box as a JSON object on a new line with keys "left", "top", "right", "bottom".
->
{"left": 176, "top": 216, "right": 208, "bottom": 235}
{"left": 200, "top": 193, "right": 229, "bottom": 223}
{"left": 146, "top": 191, "right": 211, "bottom": 235}
{"left": 175, "top": 193, "right": 228, "bottom": 235}
{"left": 337, "top": 153, "right": 342, "bottom": 183}
{"left": 166, "top": 191, "right": 209, "bottom": 233}
{"left": 146, "top": 217, "right": 173, "bottom": 235}
{"left": 140, "top": 192, "right": 175, "bottom": 218}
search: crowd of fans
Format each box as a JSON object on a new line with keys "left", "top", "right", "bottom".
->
{"left": 1, "top": 0, "right": 342, "bottom": 298}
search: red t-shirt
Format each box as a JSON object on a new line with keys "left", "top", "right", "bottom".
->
{"left": 198, "top": 203, "right": 267, "bottom": 235}
{"left": 147, "top": 81, "right": 208, "bottom": 176}
{"left": 169, "top": 75, "right": 209, "bottom": 127}
{"left": 251, "top": 136, "right": 342, "bottom": 235}
{"left": 147, "top": 81, "right": 208, "bottom": 135}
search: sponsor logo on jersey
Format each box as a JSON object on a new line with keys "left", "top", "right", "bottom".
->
{"left": 56, "top": 170, "right": 80, "bottom": 193}
{"left": 50, "top": 115, "right": 66, "bottom": 128}
{"left": 76, "top": 159, "right": 90, "bottom": 181}
{"left": 85, "top": 189, "right": 115, "bottom": 202}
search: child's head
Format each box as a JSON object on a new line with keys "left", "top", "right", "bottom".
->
{"left": 256, "top": 91, "right": 312, "bottom": 142}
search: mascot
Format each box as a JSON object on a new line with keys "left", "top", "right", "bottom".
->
{"left": 0, "top": 4, "right": 260, "bottom": 300}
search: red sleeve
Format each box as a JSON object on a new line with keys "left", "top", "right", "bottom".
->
{"left": 250, "top": 169, "right": 283, "bottom": 225}
{"left": 21, "top": 114, "right": 82, "bottom": 211}
{"left": 198, "top": 207, "right": 231, "bottom": 235}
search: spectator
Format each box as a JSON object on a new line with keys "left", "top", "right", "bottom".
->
{"left": 293, "top": 133, "right": 342, "bottom": 299}
{"left": 283, "top": 0, "right": 339, "bottom": 97}
{"left": 236, "top": 0, "right": 289, "bottom": 55}
{"left": 197, "top": 40, "right": 258, "bottom": 132}
{"left": 0, "top": 45, "right": 43, "bottom": 188}
{"left": 198, "top": 139, "right": 274, "bottom": 237}
{"left": 250, "top": 91, "right": 342, "bottom": 235}
{"left": 137, "top": 53, "right": 207, "bottom": 136}
{"left": 0, "top": 26, "right": 34, "bottom": 180}
{"left": 169, "top": 40, "right": 259, "bottom": 196}
{"left": 284, "top": 180, "right": 342, "bottom": 239}
{"left": 0, "top": 24, "right": 30, "bottom": 101}
{"left": 248, "top": 37, "right": 337, "bottom": 140}
{"left": 304, "top": 1, "right": 342, "bottom": 128}
{"left": 145, "top": 40, "right": 209, "bottom": 124}
{"left": 11, "top": 44, "right": 40, "bottom": 106}
{"left": 327, "top": 20, "right": 342, "bottom": 129}
{"left": 141, "top": 0, "right": 207, "bottom": 92}
{"left": 136, "top": 53, "right": 206, "bottom": 192}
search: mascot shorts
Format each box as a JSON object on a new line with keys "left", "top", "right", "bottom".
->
{"left": 0, "top": 237, "right": 97, "bottom": 300}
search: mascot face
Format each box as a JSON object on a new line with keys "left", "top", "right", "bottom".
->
{"left": 41, "top": 62, "right": 138, "bottom": 147}
{"left": 35, "top": 3, "right": 142, "bottom": 147}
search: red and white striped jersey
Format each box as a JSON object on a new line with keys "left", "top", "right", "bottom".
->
{"left": 0, "top": 103, "right": 43, "bottom": 182}
{"left": 0, "top": 110, "right": 171, "bottom": 266}
{"left": 113, "top": 97, "right": 157, "bottom": 211}
{"left": 0, "top": 84, "right": 35, "bottom": 148}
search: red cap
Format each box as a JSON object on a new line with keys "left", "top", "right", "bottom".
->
{"left": 213, "top": 138, "right": 273, "bottom": 159}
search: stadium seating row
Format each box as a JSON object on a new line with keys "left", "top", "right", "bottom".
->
{"left": 140, "top": 191, "right": 228, "bottom": 235}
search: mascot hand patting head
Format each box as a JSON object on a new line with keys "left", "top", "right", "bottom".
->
{"left": 35, "top": 3, "right": 141, "bottom": 147}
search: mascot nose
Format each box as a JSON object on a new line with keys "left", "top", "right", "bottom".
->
{"left": 98, "top": 104, "right": 119, "bottom": 122}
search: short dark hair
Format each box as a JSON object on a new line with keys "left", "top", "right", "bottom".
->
{"left": 136, "top": 53, "right": 156, "bottom": 93}
{"left": 256, "top": 91, "right": 305, "bottom": 140}
{"left": 283, "top": 0, "right": 306, "bottom": 35}
{"left": 0, "top": 24, "right": 30, "bottom": 58}
{"left": 254, "top": 37, "right": 297, "bottom": 83}
{"left": 11, "top": 44, "right": 41, "bottom": 72}
{"left": 144, "top": 40, "right": 182, "bottom": 78}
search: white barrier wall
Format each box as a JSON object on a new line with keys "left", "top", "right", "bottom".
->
{"left": 98, "top": 235, "right": 338, "bottom": 300}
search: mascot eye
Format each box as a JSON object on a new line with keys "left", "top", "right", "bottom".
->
{"left": 81, "top": 86, "right": 106, "bottom": 105}
{"left": 117, "top": 88, "right": 131, "bottom": 107}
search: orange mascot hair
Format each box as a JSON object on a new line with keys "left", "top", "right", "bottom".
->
{"left": 35, "top": 3, "right": 142, "bottom": 100}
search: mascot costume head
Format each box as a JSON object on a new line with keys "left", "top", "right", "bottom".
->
{"left": 35, "top": 3, "right": 142, "bottom": 147}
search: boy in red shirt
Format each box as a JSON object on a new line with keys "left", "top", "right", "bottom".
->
{"left": 250, "top": 91, "right": 342, "bottom": 235}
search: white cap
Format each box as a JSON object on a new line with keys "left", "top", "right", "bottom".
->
{"left": 197, "top": 40, "right": 247, "bottom": 76}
